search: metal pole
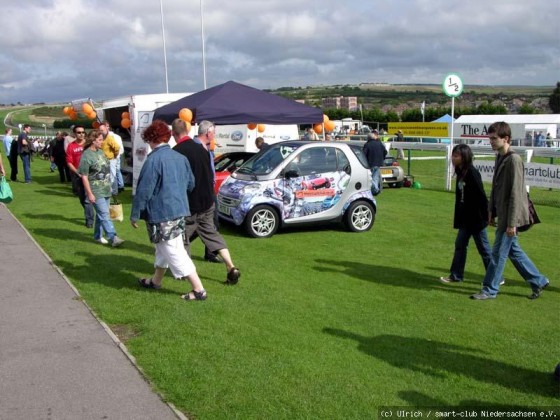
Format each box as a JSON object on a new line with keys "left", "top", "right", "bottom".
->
{"left": 160, "top": 0, "right": 169, "bottom": 93}
{"left": 200, "top": 0, "right": 207, "bottom": 89}
{"left": 446, "top": 97, "right": 455, "bottom": 190}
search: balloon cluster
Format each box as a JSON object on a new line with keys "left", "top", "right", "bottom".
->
{"left": 247, "top": 123, "right": 266, "bottom": 133}
{"left": 62, "top": 103, "right": 97, "bottom": 122}
{"left": 178, "top": 108, "right": 193, "bottom": 132}
{"left": 313, "top": 114, "right": 335, "bottom": 134}
{"left": 121, "top": 112, "right": 131, "bottom": 129}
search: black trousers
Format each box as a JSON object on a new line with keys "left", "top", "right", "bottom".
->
{"left": 8, "top": 154, "right": 18, "bottom": 181}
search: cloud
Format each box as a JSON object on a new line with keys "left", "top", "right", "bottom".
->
{"left": 0, "top": 0, "right": 558, "bottom": 104}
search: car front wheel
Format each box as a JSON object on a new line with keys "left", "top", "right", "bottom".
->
{"left": 245, "top": 205, "right": 279, "bottom": 238}
{"left": 344, "top": 201, "right": 375, "bottom": 232}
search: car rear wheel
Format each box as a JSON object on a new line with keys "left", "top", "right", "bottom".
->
{"left": 245, "top": 205, "right": 279, "bottom": 238}
{"left": 344, "top": 200, "right": 375, "bottom": 232}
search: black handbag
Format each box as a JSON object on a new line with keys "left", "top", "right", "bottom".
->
{"left": 517, "top": 195, "right": 540, "bottom": 232}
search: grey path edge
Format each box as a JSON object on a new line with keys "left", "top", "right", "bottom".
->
{"left": 0, "top": 203, "right": 188, "bottom": 420}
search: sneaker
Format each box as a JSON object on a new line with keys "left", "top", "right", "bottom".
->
{"left": 204, "top": 253, "right": 222, "bottom": 263}
{"left": 528, "top": 281, "right": 549, "bottom": 300}
{"left": 440, "top": 276, "right": 462, "bottom": 283}
{"left": 470, "top": 292, "right": 496, "bottom": 300}
{"left": 499, "top": 279, "right": 506, "bottom": 286}
{"left": 111, "top": 236, "right": 125, "bottom": 248}
{"left": 96, "top": 237, "right": 109, "bottom": 245}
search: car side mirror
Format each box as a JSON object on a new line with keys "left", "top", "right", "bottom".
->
{"left": 284, "top": 169, "right": 300, "bottom": 179}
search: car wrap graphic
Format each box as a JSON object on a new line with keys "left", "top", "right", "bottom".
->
{"left": 218, "top": 170, "right": 354, "bottom": 225}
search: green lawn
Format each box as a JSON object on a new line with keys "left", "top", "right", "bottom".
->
{"left": 5, "top": 159, "right": 560, "bottom": 418}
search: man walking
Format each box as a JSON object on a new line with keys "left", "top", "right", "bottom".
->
{"left": 66, "top": 125, "right": 95, "bottom": 228}
{"left": 99, "top": 122, "right": 120, "bottom": 196}
{"left": 470, "top": 121, "right": 549, "bottom": 300}
{"left": 17, "top": 124, "right": 32, "bottom": 183}
{"left": 172, "top": 119, "right": 241, "bottom": 284}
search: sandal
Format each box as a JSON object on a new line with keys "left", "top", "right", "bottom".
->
{"left": 138, "top": 278, "right": 161, "bottom": 289}
{"left": 181, "top": 289, "right": 207, "bottom": 301}
{"left": 226, "top": 267, "right": 241, "bottom": 285}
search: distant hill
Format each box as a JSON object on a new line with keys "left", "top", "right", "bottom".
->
{"left": 267, "top": 83, "right": 554, "bottom": 114}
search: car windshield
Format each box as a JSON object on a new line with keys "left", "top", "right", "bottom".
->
{"left": 237, "top": 142, "right": 303, "bottom": 175}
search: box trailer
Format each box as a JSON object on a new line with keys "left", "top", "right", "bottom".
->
{"left": 97, "top": 93, "right": 191, "bottom": 191}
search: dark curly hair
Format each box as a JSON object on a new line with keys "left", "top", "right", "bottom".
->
{"left": 142, "top": 120, "right": 171, "bottom": 144}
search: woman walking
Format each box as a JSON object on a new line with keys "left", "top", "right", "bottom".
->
{"left": 440, "top": 144, "right": 494, "bottom": 283}
{"left": 130, "top": 120, "right": 207, "bottom": 301}
{"left": 78, "top": 130, "right": 124, "bottom": 247}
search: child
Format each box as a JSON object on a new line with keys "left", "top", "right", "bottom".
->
{"left": 440, "top": 144, "right": 495, "bottom": 283}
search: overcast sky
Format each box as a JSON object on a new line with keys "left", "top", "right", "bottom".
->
{"left": 1, "top": 0, "right": 558, "bottom": 104}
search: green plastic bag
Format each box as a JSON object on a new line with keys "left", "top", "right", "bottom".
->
{"left": 0, "top": 176, "right": 13, "bottom": 203}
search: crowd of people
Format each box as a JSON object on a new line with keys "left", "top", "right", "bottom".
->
{"left": 1, "top": 120, "right": 549, "bottom": 302}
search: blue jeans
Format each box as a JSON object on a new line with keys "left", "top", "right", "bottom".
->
{"left": 481, "top": 229, "right": 548, "bottom": 296}
{"left": 115, "top": 156, "right": 124, "bottom": 189}
{"left": 110, "top": 158, "right": 119, "bottom": 195}
{"left": 449, "top": 228, "right": 492, "bottom": 281}
{"left": 20, "top": 154, "right": 31, "bottom": 182}
{"left": 88, "top": 196, "right": 117, "bottom": 241}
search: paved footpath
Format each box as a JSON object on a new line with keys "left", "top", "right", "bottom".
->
{"left": 0, "top": 203, "right": 184, "bottom": 420}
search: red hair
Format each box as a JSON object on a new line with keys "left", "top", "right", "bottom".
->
{"left": 142, "top": 120, "right": 171, "bottom": 144}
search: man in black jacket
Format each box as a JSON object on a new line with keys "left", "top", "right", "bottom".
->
{"left": 172, "top": 119, "right": 241, "bottom": 285}
{"left": 363, "top": 130, "right": 387, "bottom": 191}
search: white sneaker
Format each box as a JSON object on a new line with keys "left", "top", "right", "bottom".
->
{"left": 111, "top": 236, "right": 125, "bottom": 248}
{"left": 96, "top": 237, "right": 109, "bottom": 245}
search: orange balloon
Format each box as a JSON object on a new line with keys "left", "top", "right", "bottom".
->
{"left": 323, "top": 114, "right": 330, "bottom": 123}
{"left": 92, "top": 121, "right": 101, "bottom": 129}
{"left": 68, "top": 112, "right": 77, "bottom": 121}
{"left": 87, "top": 111, "right": 97, "bottom": 120}
{"left": 121, "top": 118, "right": 131, "bottom": 129}
{"left": 179, "top": 108, "right": 193, "bottom": 123}
{"left": 209, "top": 138, "right": 216, "bottom": 151}
{"left": 324, "top": 120, "right": 335, "bottom": 132}
{"left": 257, "top": 124, "right": 266, "bottom": 133}
{"left": 185, "top": 121, "right": 192, "bottom": 133}
{"left": 63, "top": 106, "right": 71, "bottom": 115}
{"left": 121, "top": 111, "right": 130, "bottom": 120}
{"left": 82, "top": 103, "right": 93, "bottom": 114}
{"left": 247, "top": 123, "right": 257, "bottom": 130}
{"left": 313, "top": 124, "right": 323, "bottom": 134}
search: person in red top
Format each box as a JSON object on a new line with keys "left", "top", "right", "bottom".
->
{"left": 66, "top": 125, "right": 94, "bottom": 228}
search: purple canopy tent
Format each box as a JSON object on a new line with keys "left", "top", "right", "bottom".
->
{"left": 152, "top": 80, "right": 323, "bottom": 125}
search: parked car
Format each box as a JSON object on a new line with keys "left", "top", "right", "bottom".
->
{"left": 213, "top": 152, "right": 255, "bottom": 194}
{"left": 217, "top": 141, "right": 377, "bottom": 238}
{"left": 380, "top": 156, "right": 405, "bottom": 188}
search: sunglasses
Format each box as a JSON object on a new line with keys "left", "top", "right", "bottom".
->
{"left": 75, "top": 131, "right": 85, "bottom": 134}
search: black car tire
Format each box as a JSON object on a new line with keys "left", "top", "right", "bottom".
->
{"left": 344, "top": 200, "right": 375, "bottom": 232}
{"left": 245, "top": 205, "right": 279, "bottom": 238}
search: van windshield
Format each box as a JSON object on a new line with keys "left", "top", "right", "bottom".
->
{"left": 237, "top": 143, "right": 303, "bottom": 175}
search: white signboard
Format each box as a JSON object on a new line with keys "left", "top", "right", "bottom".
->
{"left": 474, "top": 160, "right": 560, "bottom": 189}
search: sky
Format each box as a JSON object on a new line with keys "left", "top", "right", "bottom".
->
{"left": 1, "top": 0, "right": 558, "bottom": 104}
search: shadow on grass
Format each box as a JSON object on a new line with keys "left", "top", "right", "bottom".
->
{"left": 55, "top": 251, "right": 182, "bottom": 296}
{"left": 313, "top": 259, "right": 531, "bottom": 299}
{"left": 23, "top": 212, "right": 84, "bottom": 227}
{"left": 397, "top": 390, "right": 560, "bottom": 409}
{"left": 323, "top": 329, "right": 558, "bottom": 398}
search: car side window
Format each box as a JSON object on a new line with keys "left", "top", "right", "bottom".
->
{"left": 297, "top": 147, "right": 334, "bottom": 176}
{"left": 336, "top": 149, "right": 351, "bottom": 174}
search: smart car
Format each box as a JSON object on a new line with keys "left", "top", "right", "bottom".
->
{"left": 217, "top": 141, "right": 377, "bottom": 238}
{"left": 380, "top": 156, "right": 405, "bottom": 188}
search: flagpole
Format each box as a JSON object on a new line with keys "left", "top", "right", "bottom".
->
{"left": 200, "top": 0, "right": 207, "bottom": 89}
{"left": 159, "top": 0, "right": 169, "bottom": 93}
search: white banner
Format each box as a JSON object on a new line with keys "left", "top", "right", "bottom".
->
{"left": 474, "top": 160, "right": 560, "bottom": 189}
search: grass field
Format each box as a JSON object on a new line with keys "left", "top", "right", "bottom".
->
{"left": 4, "top": 158, "right": 560, "bottom": 418}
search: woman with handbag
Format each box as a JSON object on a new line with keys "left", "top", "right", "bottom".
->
{"left": 78, "top": 130, "right": 124, "bottom": 247}
{"left": 130, "top": 120, "right": 207, "bottom": 301}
